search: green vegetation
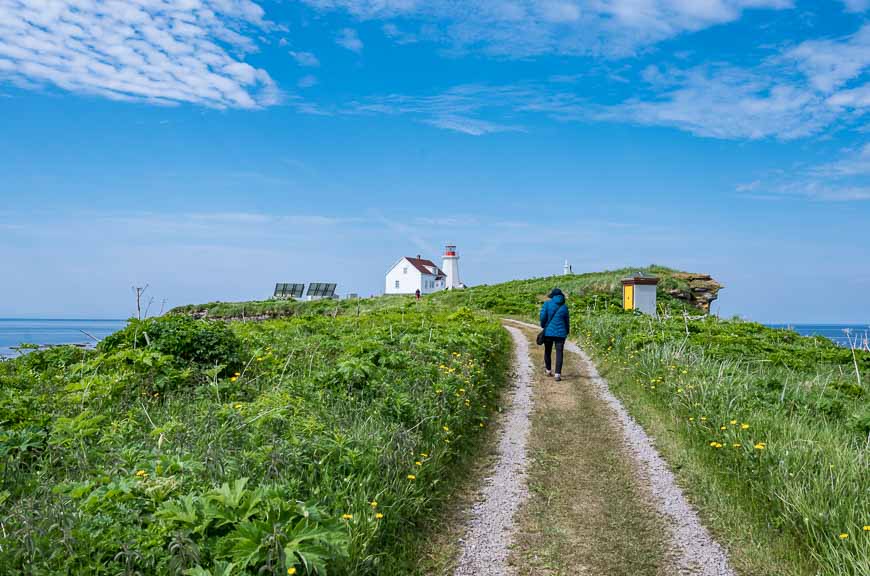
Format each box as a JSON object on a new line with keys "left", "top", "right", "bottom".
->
{"left": 2, "top": 265, "right": 867, "bottom": 575}
{"left": 434, "top": 267, "right": 870, "bottom": 576}
{"left": 0, "top": 300, "right": 510, "bottom": 575}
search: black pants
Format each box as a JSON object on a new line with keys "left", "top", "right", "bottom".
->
{"left": 543, "top": 336, "right": 566, "bottom": 374}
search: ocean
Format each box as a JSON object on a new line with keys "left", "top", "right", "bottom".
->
{"left": 767, "top": 324, "right": 870, "bottom": 348}
{"left": 0, "top": 318, "right": 128, "bottom": 359}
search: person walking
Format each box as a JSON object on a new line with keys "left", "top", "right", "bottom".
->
{"left": 539, "top": 288, "right": 570, "bottom": 381}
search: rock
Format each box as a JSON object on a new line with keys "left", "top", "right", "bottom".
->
{"left": 669, "top": 273, "right": 724, "bottom": 313}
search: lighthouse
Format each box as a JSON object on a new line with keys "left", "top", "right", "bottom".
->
{"left": 442, "top": 245, "right": 464, "bottom": 289}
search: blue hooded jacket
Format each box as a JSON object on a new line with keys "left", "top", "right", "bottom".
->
{"left": 539, "top": 291, "right": 570, "bottom": 338}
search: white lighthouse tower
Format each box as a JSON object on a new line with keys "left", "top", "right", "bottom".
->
{"left": 442, "top": 245, "right": 464, "bottom": 289}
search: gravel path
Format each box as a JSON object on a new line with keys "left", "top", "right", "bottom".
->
{"left": 565, "top": 338, "right": 735, "bottom": 576}
{"left": 453, "top": 325, "right": 534, "bottom": 576}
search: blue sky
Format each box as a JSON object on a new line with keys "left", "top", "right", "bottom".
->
{"left": 1, "top": 0, "right": 869, "bottom": 322}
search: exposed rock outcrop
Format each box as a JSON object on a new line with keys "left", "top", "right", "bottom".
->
{"left": 669, "top": 273, "right": 723, "bottom": 313}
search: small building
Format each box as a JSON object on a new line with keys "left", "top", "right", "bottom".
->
{"left": 563, "top": 260, "right": 573, "bottom": 275}
{"left": 385, "top": 255, "right": 447, "bottom": 295}
{"left": 622, "top": 272, "right": 659, "bottom": 316}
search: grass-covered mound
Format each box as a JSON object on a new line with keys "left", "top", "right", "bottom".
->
{"left": 434, "top": 267, "right": 869, "bottom": 575}
{"left": 0, "top": 300, "right": 510, "bottom": 575}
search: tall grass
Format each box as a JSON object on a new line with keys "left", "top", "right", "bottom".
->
{"left": 0, "top": 301, "right": 510, "bottom": 575}
{"left": 578, "top": 313, "right": 869, "bottom": 575}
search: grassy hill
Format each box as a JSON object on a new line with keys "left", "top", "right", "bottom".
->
{"left": 1, "top": 266, "right": 867, "bottom": 575}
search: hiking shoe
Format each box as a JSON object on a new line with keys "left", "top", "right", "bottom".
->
{"left": 545, "top": 370, "right": 553, "bottom": 377}
{"left": 555, "top": 374, "right": 562, "bottom": 382}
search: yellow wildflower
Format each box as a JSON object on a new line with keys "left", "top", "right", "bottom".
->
{"left": 230, "top": 377, "right": 238, "bottom": 382}
{"left": 839, "top": 533, "right": 849, "bottom": 540}
{"left": 407, "top": 474, "right": 416, "bottom": 480}
{"left": 370, "top": 501, "right": 378, "bottom": 508}
{"left": 700, "top": 417, "right": 707, "bottom": 421}
{"left": 732, "top": 443, "right": 741, "bottom": 448}
{"left": 863, "top": 526, "right": 870, "bottom": 531}
{"left": 234, "top": 403, "right": 243, "bottom": 409}
{"left": 442, "top": 426, "right": 449, "bottom": 432}
{"left": 135, "top": 469, "right": 147, "bottom": 477}
{"left": 375, "top": 513, "right": 384, "bottom": 519}
{"left": 342, "top": 514, "right": 353, "bottom": 520}
{"left": 288, "top": 568, "right": 297, "bottom": 575}
{"left": 730, "top": 420, "right": 737, "bottom": 425}
{"left": 420, "top": 453, "right": 428, "bottom": 458}
{"left": 720, "top": 426, "right": 727, "bottom": 431}
{"left": 754, "top": 442, "right": 766, "bottom": 450}
{"left": 740, "top": 423, "right": 750, "bottom": 430}
{"left": 234, "top": 372, "right": 241, "bottom": 376}
{"left": 415, "top": 461, "right": 422, "bottom": 466}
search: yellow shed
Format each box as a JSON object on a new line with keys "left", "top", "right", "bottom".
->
{"left": 621, "top": 273, "right": 659, "bottom": 316}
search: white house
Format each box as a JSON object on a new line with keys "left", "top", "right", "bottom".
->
{"left": 385, "top": 255, "right": 447, "bottom": 295}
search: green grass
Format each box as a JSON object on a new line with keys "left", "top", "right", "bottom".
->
{"left": 0, "top": 299, "right": 510, "bottom": 575}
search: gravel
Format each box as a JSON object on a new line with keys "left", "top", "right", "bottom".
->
{"left": 453, "top": 325, "right": 534, "bottom": 576}
{"left": 566, "top": 338, "right": 736, "bottom": 576}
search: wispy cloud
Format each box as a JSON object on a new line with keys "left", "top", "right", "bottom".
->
{"left": 841, "top": 0, "right": 870, "bottom": 12}
{"left": 289, "top": 50, "right": 321, "bottom": 67}
{"left": 0, "top": 0, "right": 279, "bottom": 108}
{"left": 739, "top": 144, "right": 870, "bottom": 201}
{"left": 303, "top": 0, "right": 793, "bottom": 57}
{"left": 336, "top": 28, "right": 364, "bottom": 52}
{"left": 298, "top": 74, "right": 319, "bottom": 88}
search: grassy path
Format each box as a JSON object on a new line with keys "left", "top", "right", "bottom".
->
{"left": 496, "top": 320, "right": 734, "bottom": 576}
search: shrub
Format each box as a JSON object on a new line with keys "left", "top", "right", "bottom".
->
{"left": 100, "top": 316, "right": 243, "bottom": 373}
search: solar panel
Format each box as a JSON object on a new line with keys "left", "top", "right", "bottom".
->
{"left": 306, "top": 283, "right": 337, "bottom": 298}
{"left": 274, "top": 283, "right": 305, "bottom": 299}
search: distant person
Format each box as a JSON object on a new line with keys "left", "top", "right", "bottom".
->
{"left": 415, "top": 289, "right": 421, "bottom": 300}
{"left": 539, "top": 288, "right": 570, "bottom": 381}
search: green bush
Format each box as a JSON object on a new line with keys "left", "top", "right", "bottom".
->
{"left": 99, "top": 316, "right": 243, "bottom": 374}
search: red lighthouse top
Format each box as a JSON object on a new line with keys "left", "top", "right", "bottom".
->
{"left": 444, "top": 245, "right": 457, "bottom": 257}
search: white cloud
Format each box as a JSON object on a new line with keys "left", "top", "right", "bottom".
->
{"left": 336, "top": 28, "right": 364, "bottom": 52}
{"left": 289, "top": 50, "right": 321, "bottom": 67}
{"left": 303, "top": 0, "right": 793, "bottom": 57}
{"left": 784, "top": 24, "right": 870, "bottom": 93}
{"left": 0, "top": 0, "right": 278, "bottom": 108}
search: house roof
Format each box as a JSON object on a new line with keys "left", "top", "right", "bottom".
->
{"left": 405, "top": 257, "right": 446, "bottom": 279}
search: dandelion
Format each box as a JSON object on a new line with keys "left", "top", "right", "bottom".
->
{"left": 720, "top": 426, "right": 727, "bottom": 431}
{"left": 420, "top": 452, "right": 428, "bottom": 458}
{"left": 342, "top": 514, "right": 353, "bottom": 520}
{"left": 863, "top": 526, "right": 870, "bottom": 531}
{"left": 732, "top": 443, "right": 741, "bottom": 448}
{"left": 700, "top": 417, "right": 707, "bottom": 421}
{"left": 370, "top": 501, "right": 378, "bottom": 508}
{"left": 754, "top": 442, "right": 766, "bottom": 450}
{"left": 375, "top": 513, "right": 384, "bottom": 519}
{"left": 839, "top": 533, "right": 849, "bottom": 540}
{"left": 689, "top": 417, "right": 695, "bottom": 422}
{"left": 234, "top": 372, "right": 241, "bottom": 376}
{"left": 230, "top": 377, "right": 238, "bottom": 382}
{"left": 407, "top": 474, "right": 416, "bottom": 480}
{"left": 288, "top": 568, "right": 297, "bottom": 575}
{"left": 442, "top": 426, "right": 449, "bottom": 432}
{"left": 740, "top": 423, "right": 750, "bottom": 430}
{"left": 730, "top": 420, "right": 737, "bottom": 425}
{"left": 415, "top": 461, "right": 422, "bottom": 466}
{"left": 135, "top": 470, "right": 148, "bottom": 478}
{"left": 234, "top": 403, "right": 243, "bottom": 409}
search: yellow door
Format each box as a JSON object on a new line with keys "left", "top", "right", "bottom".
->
{"left": 624, "top": 285, "right": 634, "bottom": 310}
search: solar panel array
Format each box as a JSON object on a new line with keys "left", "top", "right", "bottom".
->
{"left": 307, "top": 283, "right": 337, "bottom": 298}
{"left": 274, "top": 283, "right": 305, "bottom": 299}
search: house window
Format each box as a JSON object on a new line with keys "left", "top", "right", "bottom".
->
{"left": 395, "top": 280, "right": 400, "bottom": 289}
{"left": 403, "top": 267, "right": 408, "bottom": 274}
